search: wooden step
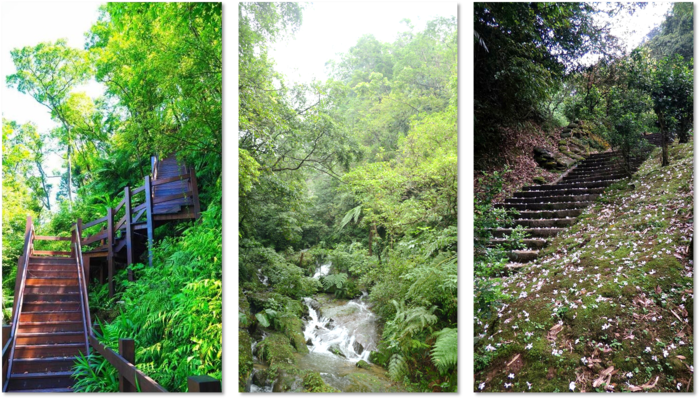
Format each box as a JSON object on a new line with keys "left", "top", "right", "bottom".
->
{"left": 16, "top": 331, "right": 85, "bottom": 345}
{"left": 13, "top": 343, "right": 86, "bottom": 358}
{"left": 27, "top": 264, "right": 76, "bottom": 271}
{"left": 23, "top": 293, "right": 81, "bottom": 303}
{"left": 22, "top": 301, "right": 81, "bottom": 313}
{"left": 20, "top": 311, "right": 82, "bottom": 323}
{"left": 10, "top": 357, "right": 77, "bottom": 373}
{"left": 17, "top": 321, "right": 84, "bottom": 334}
{"left": 26, "top": 269, "right": 78, "bottom": 279}
{"left": 25, "top": 278, "right": 78, "bottom": 287}
{"left": 28, "top": 257, "right": 75, "bottom": 265}
{"left": 24, "top": 285, "right": 79, "bottom": 295}
{"left": 7, "top": 372, "right": 75, "bottom": 391}
{"left": 6, "top": 387, "right": 73, "bottom": 393}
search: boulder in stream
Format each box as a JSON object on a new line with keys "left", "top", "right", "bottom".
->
{"left": 306, "top": 338, "right": 313, "bottom": 346}
{"left": 353, "top": 340, "right": 364, "bottom": 354}
{"left": 355, "top": 360, "right": 371, "bottom": 370}
{"left": 328, "top": 343, "right": 346, "bottom": 358}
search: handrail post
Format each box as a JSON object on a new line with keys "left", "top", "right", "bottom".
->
{"left": 145, "top": 175, "right": 154, "bottom": 268}
{"left": 125, "top": 187, "right": 134, "bottom": 281}
{"left": 107, "top": 207, "right": 115, "bottom": 298}
{"left": 119, "top": 339, "right": 136, "bottom": 392}
{"left": 187, "top": 376, "right": 221, "bottom": 392}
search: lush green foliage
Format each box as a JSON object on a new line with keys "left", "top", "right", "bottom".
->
{"left": 74, "top": 203, "right": 222, "bottom": 392}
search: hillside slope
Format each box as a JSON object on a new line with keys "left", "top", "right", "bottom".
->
{"left": 475, "top": 141, "right": 694, "bottom": 392}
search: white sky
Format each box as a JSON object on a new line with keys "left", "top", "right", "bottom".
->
{"left": 597, "top": 2, "right": 673, "bottom": 54}
{"left": 1, "top": 1, "right": 104, "bottom": 200}
{"left": 270, "top": 2, "right": 457, "bottom": 85}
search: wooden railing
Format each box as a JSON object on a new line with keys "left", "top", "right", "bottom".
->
{"left": 3, "top": 216, "right": 34, "bottom": 392}
{"left": 72, "top": 220, "right": 220, "bottom": 392}
{"left": 78, "top": 169, "right": 199, "bottom": 297}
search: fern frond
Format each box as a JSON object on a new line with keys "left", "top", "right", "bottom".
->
{"left": 431, "top": 327, "right": 458, "bottom": 374}
{"left": 321, "top": 273, "right": 347, "bottom": 290}
{"left": 388, "top": 354, "right": 408, "bottom": 381}
{"left": 339, "top": 205, "right": 362, "bottom": 230}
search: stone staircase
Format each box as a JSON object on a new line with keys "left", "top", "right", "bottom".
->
{"left": 492, "top": 133, "right": 662, "bottom": 272}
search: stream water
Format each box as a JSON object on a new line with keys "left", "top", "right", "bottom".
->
{"left": 248, "top": 262, "right": 398, "bottom": 392}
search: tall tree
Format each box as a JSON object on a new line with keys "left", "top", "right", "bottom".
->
{"left": 7, "top": 39, "right": 93, "bottom": 205}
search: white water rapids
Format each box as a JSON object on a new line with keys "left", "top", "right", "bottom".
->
{"left": 249, "top": 261, "right": 384, "bottom": 392}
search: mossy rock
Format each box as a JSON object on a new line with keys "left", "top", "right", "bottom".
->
{"left": 345, "top": 373, "right": 393, "bottom": 392}
{"left": 273, "top": 370, "right": 304, "bottom": 392}
{"left": 329, "top": 343, "right": 346, "bottom": 358}
{"left": 368, "top": 344, "right": 391, "bottom": 367}
{"left": 558, "top": 145, "right": 568, "bottom": 152}
{"left": 533, "top": 176, "right": 546, "bottom": 185}
{"left": 356, "top": 360, "right": 371, "bottom": 370}
{"left": 558, "top": 139, "right": 567, "bottom": 145}
{"left": 239, "top": 330, "right": 254, "bottom": 392}
{"left": 302, "top": 372, "right": 341, "bottom": 393}
{"left": 276, "top": 314, "right": 309, "bottom": 354}
{"left": 256, "top": 333, "right": 297, "bottom": 366}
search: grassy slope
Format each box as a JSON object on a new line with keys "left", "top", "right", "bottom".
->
{"left": 475, "top": 142, "right": 694, "bottom": 392}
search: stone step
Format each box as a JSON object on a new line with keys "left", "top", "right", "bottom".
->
{"left": 522, "top": 180, "right": 616, "bottom": 192}
{"left": 516, "top": 209, "right": 583, "bottom": 219}
{"left": 489, "top": 238, "right": 550, "bottom": 249}
{"left": 491, "top": 228, "right": 565, "bottom": 238}
{"left": 513, "top": 187, "right": 605, "bottom": 197}
{"left": 561, "top": 174, "right": 629, "bottom": 184}
{"left": 505, "top": 193, "right": 600, "bottom": 203}
{"left": 508, "top": 250, "right": 540, "bottom": 263}
{"left": 498, "top": 201, "right": 593, "bottom": 211}
{"left": 512, "top": 218, "right": 578, "bottom": 228}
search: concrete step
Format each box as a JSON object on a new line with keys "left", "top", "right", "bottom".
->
{"left": 513, "top": 187, "right": 605, "bottom": 197}
{"left": 489, "top": 238, "right": 550, "bottom": 249}
{"left": 508, "top": 250, "right": 540, "bottom": 263}
{"left": 516, "top": 209, "right": 583, "bottom": 219}
{"left": 491, "top": 227, "right": 565, "bottom": 238}
{"left": 522, "top": 180, "right": 617, "bottom": 192}
{"left": 513, "top": 218, "right": 578, "bottom": 228}
{"left": 505, "top": 193, "right": 600, "bottom": 203}
{"left": 497, "top": 201, "right": 593, "bottom": 211}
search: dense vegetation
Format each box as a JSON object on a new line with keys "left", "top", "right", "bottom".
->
{"left": 3, "top": 3, "right": 221, "bottom": 392}
{"left": 239, "top": 3, "right": 457, "bottom": 392}
{"left": 474, "top": 2, "right": 693, "bottom": 392}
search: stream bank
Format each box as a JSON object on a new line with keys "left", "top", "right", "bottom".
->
{"left": 242, "top": 262, "right": 401, "bottom": 392}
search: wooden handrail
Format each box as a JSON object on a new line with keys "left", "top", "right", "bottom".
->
{"left": 34, "top": 235, "right": 71, "bottom": 241}
{"left": 4, "top": 216, "right": 33, "bottom": 392}
{"left": 83, "top": 216, "right": 109, "bottom": 230}
{"left": 0, "top": 325, "right": 14, "bottom": 392}
{"left": 82, "top": 231, "right": 108, "bottom": 246}
{"left": 88, "top": 336, "right": 167, "bottom": 392}
{"left": 73, "top": 222, "right": 91, "bottom": 358}
{"left": 131, "top": 185, "right": 146, "bottom": 195}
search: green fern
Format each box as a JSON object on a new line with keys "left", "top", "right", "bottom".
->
{"left": 321, "top": 273, "right": 347, "bottom": 291}
{"left": 430, "top": 327, "right": 457, "bottom": 374}
{"left": 389, "top": 300, "right": 438, "bottom": 341}
{"left": 339, "top": 205, "right": 362, "bottom": 230}
{"left": 388, "top": 354, "right": 408, "bottom": 381}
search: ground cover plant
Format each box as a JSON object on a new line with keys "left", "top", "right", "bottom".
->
{"left": 474, "top": 142, "right": 694, "bottom": 392}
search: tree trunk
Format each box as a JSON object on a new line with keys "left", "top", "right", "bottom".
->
{"left": 67, "top": 144, "right": 73, "bottom": 206}
{"left": 368, "top": 226, "right": 373, "bottom": 257}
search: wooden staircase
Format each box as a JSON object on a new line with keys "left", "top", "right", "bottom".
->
{"left": 4, "top": 230, "right": 90, "bottom": 392}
